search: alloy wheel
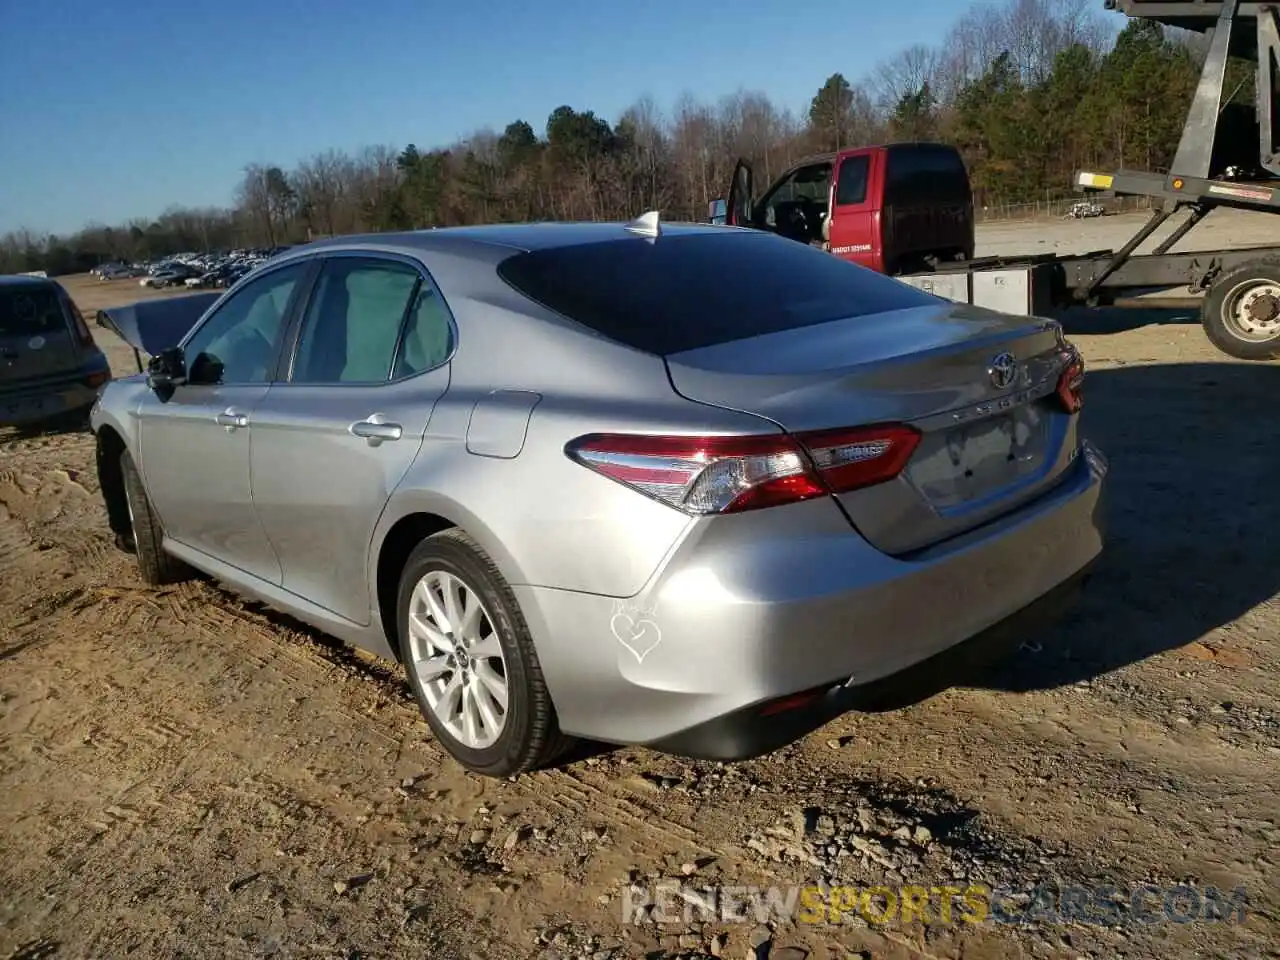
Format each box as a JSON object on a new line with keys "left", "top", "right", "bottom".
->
{"left": 406, "top": 570, "right": 509, "bottom": 749}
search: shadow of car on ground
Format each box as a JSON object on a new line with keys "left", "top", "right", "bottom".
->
{"left": 1055, "top": 304, "right": 1197, "bottom": 336}
{"left": 864, "top": 359, "right": 1279, "bottom": 707}
{"left": 0, "top": 408, "right": 93, "bottom": 442}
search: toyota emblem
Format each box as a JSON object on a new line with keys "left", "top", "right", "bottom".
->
{"left": 988, "top": 352, "right": 1018, "bottom": 390}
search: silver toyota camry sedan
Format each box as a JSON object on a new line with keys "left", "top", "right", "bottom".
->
{"left": 91, "top": 217, "right": 1106, "bottom": 777}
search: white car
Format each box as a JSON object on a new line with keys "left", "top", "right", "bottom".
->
{"left": 1067, "top": 201, "right": 1106, "bottom": 220}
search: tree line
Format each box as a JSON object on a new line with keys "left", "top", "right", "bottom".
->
{"left": 0, "top": 0, "right": 1245, "bottom": 276}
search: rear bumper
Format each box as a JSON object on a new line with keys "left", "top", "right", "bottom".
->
{"left": 0, "top": 355, "right": 110, "bottom": 426}
{"left": 650, "top": 560, "right": 1094, "bottom": 760}
{"left": 517, "top": 441, "right": 1107, "bottom": 752}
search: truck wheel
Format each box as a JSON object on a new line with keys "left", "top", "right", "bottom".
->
{"left": 1202, "top": 261, "right": 1280, "bottom": 360}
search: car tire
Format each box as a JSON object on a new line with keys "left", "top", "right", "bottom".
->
{"left": 1202, "top": 260, "right": 1280, "bottom": 360}
{"left": 396, "top": 529, "right": 573, "bottom": 777}
{"left": 119, "top": 450, "right": 190, "bottom": 586}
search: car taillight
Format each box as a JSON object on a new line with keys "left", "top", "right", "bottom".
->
{"left": 85, "top": 371, "right": 110, "bottom": 388}
{"left": 796, "top": 424, "right": 921, "bottom": 494}
{"left": 565, "top": 423, "right": 920, "bottom": 515}
{"left": 1056, "top": 348, "right": 1084, "bottom": 414}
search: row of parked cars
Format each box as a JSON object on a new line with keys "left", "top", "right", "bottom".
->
{"left": 89, "top": 263, "right": 147, "bottom": 281}
{"left": 90, "top": 247, "right": 292, "bottom": 290}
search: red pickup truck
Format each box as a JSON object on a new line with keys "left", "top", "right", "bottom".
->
{"left": 713, "top": 142, "right": 976, "bottom": 276}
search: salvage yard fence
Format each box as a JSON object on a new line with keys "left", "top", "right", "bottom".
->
{"left": 977, "top": 195, "right": 1157, "bottom": 223}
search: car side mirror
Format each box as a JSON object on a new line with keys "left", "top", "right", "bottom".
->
{"left": 146, "top": 347, "right": 186, "bottom": 402}
{"left": 708, "top": 198, "right": 727, "bottom": 224}
{"left": 187, "top": 352, "right": 224, "bottom": 386}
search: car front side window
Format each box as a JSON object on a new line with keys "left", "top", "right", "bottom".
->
{"left": 183, "top": 262, "right": 308, "bottom": 385}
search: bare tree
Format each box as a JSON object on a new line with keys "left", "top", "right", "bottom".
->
{"left": 617, "top": 96, "right": 671, "bottom": 214}
{"left": 670, "top": 93, "right": 718, "bottom": 220}
{"left": 293, "top": 150, "right": 355, "bottom": 238}
{"left": 870, "top": 44, "right": 942, "bottom": 116}
{"left": 236, "top": 164, "right": 277, "bottom": 246}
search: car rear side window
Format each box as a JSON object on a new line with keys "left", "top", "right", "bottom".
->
{"left": 0, "top": 286, "right": 67, "bottom": 337}
{"left": 392, "top": 283, "right": 454, "bottom": 379}
{"left": 496, "top": 232, "right": 935, "bottom": 355}
{"left": 291, "top": 258, "right": 422, "bottom": 384}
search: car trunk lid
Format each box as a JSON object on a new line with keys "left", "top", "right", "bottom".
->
{"left": 664, "top": 301, "right": 1078, "bottom": 554}
{"left": 0, "top": 284, "right": 84, "bottom": 387}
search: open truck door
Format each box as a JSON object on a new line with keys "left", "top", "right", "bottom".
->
{"left": 727, "top": 159, "right": 754, "bottom": 226}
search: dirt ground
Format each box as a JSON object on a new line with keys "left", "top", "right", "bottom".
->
{"left": 2, "top": 214, "right": 1278, "bottom": 960}
{"left": 976, "top": 205, "right": 1280, "bottom": 259}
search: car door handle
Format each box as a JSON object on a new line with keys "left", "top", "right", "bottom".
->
{"left": 215, "top": 408, "right": 249, "bottom": 430}
{"left": 350, "top": 416, "right": 402, "bottom": 443}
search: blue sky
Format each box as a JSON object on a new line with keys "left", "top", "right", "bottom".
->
{"left": 4, "top": 0, "right": 1005, "bottom": 235}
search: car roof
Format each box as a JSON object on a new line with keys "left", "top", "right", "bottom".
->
{"left": 0, "top": 275, "right": 54, "bottom": 289}
{"left": 292, "top": 220, "right": 730, "bottom": 257}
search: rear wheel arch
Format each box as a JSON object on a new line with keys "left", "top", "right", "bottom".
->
{"left": 373, "top": 491, "right": 532, "bottom": 660}
{"left": 374, "top": 504, "right": 533, "bottom": 662}
{"left": 376, "top": 512, "right": 456, "bottom": 661}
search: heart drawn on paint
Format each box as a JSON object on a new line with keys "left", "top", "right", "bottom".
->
{"left": 610, "top": 600, "right": 662, "bottom": 664}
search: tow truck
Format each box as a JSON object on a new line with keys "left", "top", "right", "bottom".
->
{"left": 909, "top": 0, "right": 1280, "bottom": 360}
{"left": 715, "top": 0, "right": 1280, "bottom": 360}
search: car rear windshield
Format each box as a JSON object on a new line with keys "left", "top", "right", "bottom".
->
{"left": 0, "top": 285, "right": 68, "bottom": 337}
{"left": 496, "top": 232, "right": 935, "bottom": 355}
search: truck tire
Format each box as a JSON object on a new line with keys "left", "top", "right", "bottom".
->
{"left": 1202, "top": 261, "right": 1280, "bottom": 360}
